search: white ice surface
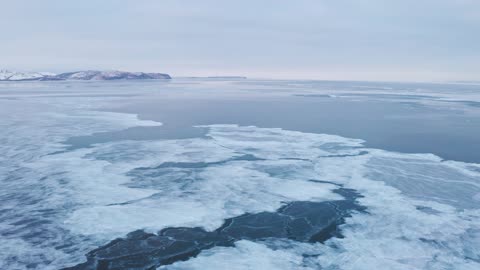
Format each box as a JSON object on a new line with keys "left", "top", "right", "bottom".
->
{"left": 164, "top": 149, "right": 480, "bottom": 270}
{"left": 160, "top": 240, "right": 310, "bottom": 270}
{"left": 0, "top": 86, "right": 479, "bottom": 270}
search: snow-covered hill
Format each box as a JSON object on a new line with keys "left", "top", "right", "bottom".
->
{"left": 55, "top": 70, "right": 171, "bottom": 80}
{"left": 0, "top": 70, "right": 54, "bottom": 81}
{"left": 0, "top": 70, "right": 171, "bottom": 81}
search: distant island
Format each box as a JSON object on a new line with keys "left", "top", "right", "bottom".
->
{"left": 0, "top": 70, "right": 171, "bottom": 81}
{"left": 206, "top": 76, "right": 247, "bottom": 79}
{"left": 180, "top": 76, "right": 247, "bottom": 80}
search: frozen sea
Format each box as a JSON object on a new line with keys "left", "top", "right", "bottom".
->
{"left": 1, "top": 79, "right": 480, "bottom": 270}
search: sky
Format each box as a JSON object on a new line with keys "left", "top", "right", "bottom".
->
{"left": 1, "top": 0, "right": 479, "bottom": 81}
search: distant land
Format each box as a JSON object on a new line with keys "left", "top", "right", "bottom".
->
{"left": 0, "top": 70, "right": 171, "bottom": 81}
{"left": 180, "top": 76, "right": 247, "bottom": 80}
{"left": 207, "top": 76, "right": 247, "bottom": 79}
{"left": 450, "top": 80, "right": 480, "bottom": 85}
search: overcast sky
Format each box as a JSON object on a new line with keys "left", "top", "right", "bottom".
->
{"left": 1, "top": 0, "right": 479, "bottom": 81}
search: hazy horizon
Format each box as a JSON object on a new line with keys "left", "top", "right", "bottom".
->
{"left": 2, "top": 0, "right": 480, "bottom": 81}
